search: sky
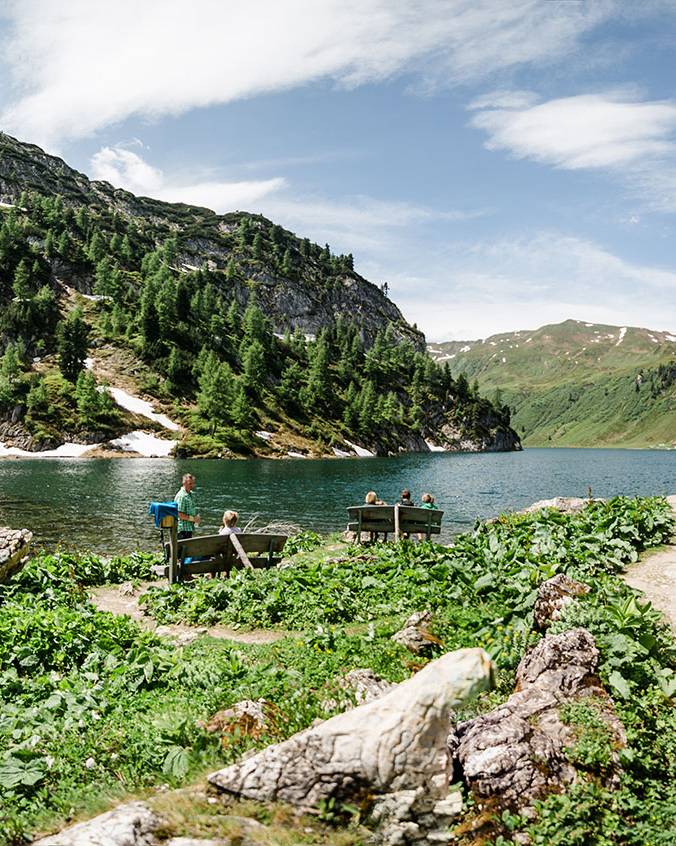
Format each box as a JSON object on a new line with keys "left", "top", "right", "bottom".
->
{"left": 0, "top": 0, "right": 675, "bottom": 341}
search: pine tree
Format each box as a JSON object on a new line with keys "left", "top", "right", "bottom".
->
{"left": 242, "top": 340, "right": 266, "bottom": 396}
{"left": 56, "top": 307, "right": 89, "bottom": 381}
{"left": 121, "top": 234, "right": 133, "bottom": 263}
{"left": 57, "top": 230, "right": 71, "bottom": 259}
{"left": 277, "top": 360, "right": 303, "bottom": 406}
{"left": 232, "top": 382, "right": 252, "bottom": 428}
{"left": 281, "top": 247, "right": 294, "bottom": 277}
{"left": 44, "top": 229, "right": 56, "bottom": 258}
{"left": 252, "top": 233, "right": 265, "bottom": 260}
{"left": 75, "top": 371, "right": 101, "bottom": 424}
{"left": 197, "top": 358, "right": 235, "bottom": 432}
{"left": 87, "top": 230, "right": 106, "bottom": 263}
{"left": 12, "top": 259, "right": 31, "bottom": 299}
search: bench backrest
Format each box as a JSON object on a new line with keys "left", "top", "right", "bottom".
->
{"left": 162, "top": 532, "right": 288, "bottom": 580}
{"left": 347, "top": 504, "right": 443, "bottom": 538}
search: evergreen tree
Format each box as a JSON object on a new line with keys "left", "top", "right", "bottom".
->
{"left": 197, "top": 357, "right": 235, "bottom": 432}
{"left": 242, "top": 340, "right": 266, "bottom": 395}
{"left": 281, "top": 247, "right": 294, "bottom": 277}
{"left": 121, "top": 234, "right": 134, "bottom": 263}
{"left": 252, "top": 232, "right": 265, "bottom": 260}
{"left": 75, "top": 371, "right": 101, "bottom": 424}
{"left": 12, "top": 259, "right": 31, "bottom": 299}
{"left": 56, "top": 308, "right": 89, "bottom": 381}
{"left": 87, "top": 230, "right": 106, "bottom": 263}
{"left": 277, "top": 360, "right": 302, "bottom": 407}
{"left": 232, "top": 382, "right": 252, "bottom": 428}
{"left": 44, "top": 229, "right": 56, "bottom": 258}
{"left": 57, "top": 230, "right": 71, "bottom": 259}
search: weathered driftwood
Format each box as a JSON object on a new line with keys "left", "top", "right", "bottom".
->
{"left": 209, "top": 647, "right": 494, "bottom": 808}
{"left": 0, "top": 526, "right": 32, "bottom": 583}
{"left": 453, "top": 628, "right": 625, "bottom": 806}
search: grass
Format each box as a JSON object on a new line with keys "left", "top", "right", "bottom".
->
{"left": 0, "top": 497, "right": 674, "bottom": 845}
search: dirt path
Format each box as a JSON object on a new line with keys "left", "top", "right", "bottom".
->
{"left": 623, "top": 494, "right": 676, "bottom": 631}
{"left": 89, "top": 582, "right": 289, "bottom": 645}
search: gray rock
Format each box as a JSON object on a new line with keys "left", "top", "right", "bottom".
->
{"left": 533, "top": 574, "right": 591, "bottom": 630}
{"left": 198, "top": 699, "right": 271, "bottom": 738}
{"left": 33, "top": 801, "right": 160, "bottom": 845}
{"left": 209, "top": 648, "right": 493, "bottom": 808}
{"left": 324, "top": 668, "right": 397, "bottom": 711}
{"left": 454, "top": 628, "right": 625, "bottom": 807}
{"left": 392, "top": 611, "right": 440, "bottom": 655}
{"left": 0, "top": 526, "right": 32, "bottom": 583}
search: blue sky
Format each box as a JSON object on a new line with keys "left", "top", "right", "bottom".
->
{"left": 1, "top": 0, "right": 675, "bottom": 340}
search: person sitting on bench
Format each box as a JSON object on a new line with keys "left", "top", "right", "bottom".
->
{"left": 219, "top": 510, "right": 242, "bottom": 536}
{"left": 365, "top": 490, "right": 386, "bottom": 505}
{"left": 399, "top": 488, "right": 415, "bottom": 507}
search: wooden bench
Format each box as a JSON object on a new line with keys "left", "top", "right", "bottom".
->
{"left": 346, "top": 505, "right": 443, "bottom": 542}
{"left": 155, "top": 532, "right": 288, "bottom": 582}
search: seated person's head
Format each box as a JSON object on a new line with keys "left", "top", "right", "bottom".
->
{"left": 401, "top": 489, "right": 411, "bottom": 500}
{"left": 421, "top": 492, "right": 434, "bottom": 504}
{"left": 222, "top": 509, "right": 239, "bottom": 527}
{"left": 365, "top": 491, "right": 377, "bottom": 505}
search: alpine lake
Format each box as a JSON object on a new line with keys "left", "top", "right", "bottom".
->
{"left": 0, "top": 447, "right": 674, "bottom": 554}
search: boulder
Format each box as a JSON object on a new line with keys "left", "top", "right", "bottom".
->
{"left": 209, "top": 648, "right": 493, "bottom": 809}
{"left": 33, "top": 801, "right": 160, "bottom": 845}
{"left": 453, "top": 628, "right": 624, "bottom": 807}
{"left": 391, "top": 610, "right": 441, "bottom": 655}
{"left": 0, "top": 526, "right": 32, "bottom": 583}
{"left": 532, "top": 574, "right": 590, "bottom": 630}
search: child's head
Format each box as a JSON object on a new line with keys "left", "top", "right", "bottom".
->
{"left": 365, "top": 491, "right": 377, "bottom": 504}
{"left": 421, "top": 492, "right": 434, "bottom": 504}
{"left": 222, "top": 509, "right": 239, "bottom": 528}
{"left": 401, "top": 489, "right": 411, "bottom": 500}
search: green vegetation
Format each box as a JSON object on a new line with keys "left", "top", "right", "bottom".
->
{"left": 0, "top": 497, "right": 673, "bottom": 844}
{"left": 0, "top": 175, "right": 514, "bottom": 456}
{"left": 429, "top": 319, "right": 676, "bottom": 447}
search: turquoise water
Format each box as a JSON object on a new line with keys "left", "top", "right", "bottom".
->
{"left": 0, "top": 448, "right": 673, "bottom": 554}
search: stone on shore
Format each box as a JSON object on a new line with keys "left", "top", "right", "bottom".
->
{"left": 391, "top": 610, "right": 441, "bottom": 655}
{"left": 33, "top": 801, "right": 160, "bottom": 845}
{"left": 453, "top": 628, "right": 625, "bottom": 806}
{"left": 0, "top": 526, "right": 32, "bottom": 583}
{"left": 532, "top": 573, "right": 591, "bottom": 630}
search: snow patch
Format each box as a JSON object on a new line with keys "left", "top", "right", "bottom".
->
{"left": 80, "top": 293, "right": 112, "bottom": 302}
{"left": 345, "top": 440, "right": 375, "bottom": 457}
{"left": 666, "top": 334, "right": 676, "bottom": 343}
{"left": 105, "top": 386, "right": 180, "bottom": 431}
{"left": 109, "top": 431, "right": 176, "bottom": 457}
{"left": 425, "top": 440, "right": 446, "bottom": 452}
{"left": 650, "top": 336, "right": 659, "bottom": 343}
{"left": 287, "top": 451, "right": 306, "bottom": 458}
{"left": 0, "top": 441, "right": 97, "bottom": 458}
{"left": 438, "top": 353, "right": 456, "bottom": 361}
{"left": 585, "top": 323, "right": 594, "bottom": 327}
{"left": 489, "top": 341, "right": 496, "bottom": 346}
{"left": 501, "top": 356, "right": 507, "bottom": 363}
{"left": 255, "top": 431, "right": 273, "bottom": 441}
{"left": 332, "top": 447, "right": 352, "bottom": 458}
{"left": 615, "top": 327, "right": 627, "bottom": 346}
{"left": 459, "top": 345, "right": 471, "bottom": 353}
{"left": 525, "top": 338, "right": 532, "bottom": 343}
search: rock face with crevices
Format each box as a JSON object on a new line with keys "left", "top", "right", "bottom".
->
{"left": 33, "top": 801, "right": 160, "bottom": 845}
{"left": 532, "top": 573, "right": 591, "bottom": 630}
{"left": 453, "top": 628, "right": 625, "bottom": 806}
{"left": 0, "top": 526, "right": 32, "bottom": 583}
{"left": 209, "top": 648, "right": 493, "bottom": 808}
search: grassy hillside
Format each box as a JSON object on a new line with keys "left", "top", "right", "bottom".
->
{"left": 428, "top": 320, "right": 676, "bottom": 448}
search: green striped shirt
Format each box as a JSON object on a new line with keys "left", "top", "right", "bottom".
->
{"left": 174, "top": 487, "right": 197, "bottom": 533}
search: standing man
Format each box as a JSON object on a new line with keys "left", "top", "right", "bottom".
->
{"left": 174, "top": 473, "right": 201, "bottom": 539}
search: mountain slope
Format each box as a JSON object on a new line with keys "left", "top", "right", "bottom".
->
{"left": 0, "top": 131, "right": 519, "bottom": 457}
{"left": 428, "top": 319, "right": 676, "bottom": 448}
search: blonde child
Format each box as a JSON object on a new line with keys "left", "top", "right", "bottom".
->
{"left": 219, "top": 509, "right": 242, "bottom": 535}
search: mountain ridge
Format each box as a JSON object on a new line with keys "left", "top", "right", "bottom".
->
{"left": 428, "top": 319, "right": 676, "bottom": 448}
{"left": 0, "top": 131, "right": 519, "bottom": 458}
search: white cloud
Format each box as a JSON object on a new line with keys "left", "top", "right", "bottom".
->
{"left": 0, "top": 0, "right": 615, "bottom": 146}
{"left": 470, "top": 90, "right": 676, "bottom": 170}
{"left": 369, "top": 232, "right": 676, "bottom": 340}
{"left": 89, "top": 145, "right": 286, "bottom": 209}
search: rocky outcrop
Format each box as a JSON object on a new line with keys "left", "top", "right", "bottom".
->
{"left": 453, "top": 629, "right": 624, "bottom": 807}
{"left": 34, "top": 801, "right": 160, "bottom": 845}
{"left": 0, "top": 526, "right": 32, "bottom": 582}
{"left": 198, "top": 699, "right": 272, "bottom": 743}
{"left": 533, "top": 574, "right": 590, "bottom": 630}
{"left": 209, "top": 648, "right": 493, "bottom": 809}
